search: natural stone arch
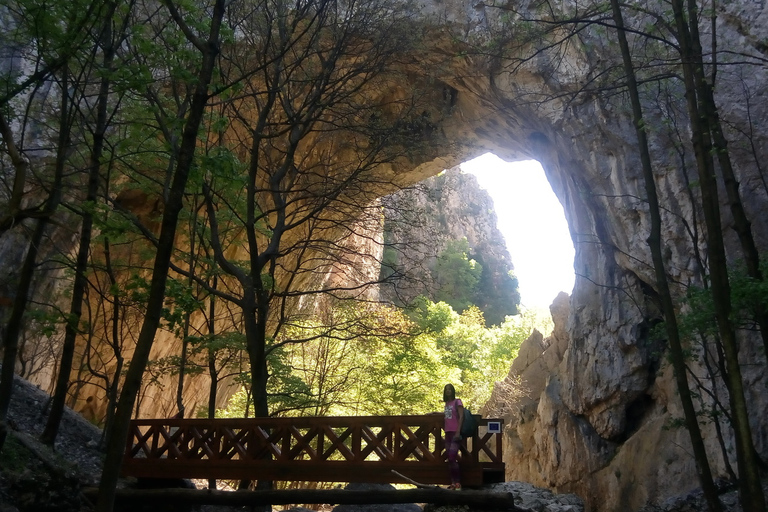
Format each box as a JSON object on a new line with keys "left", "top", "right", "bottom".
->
{"left": 393, "top": 48, "right": 662, "bottom": 431}
{"left": 396, "top": 84, "right": 685, "bottom": 510}
{"left": 1, "top": 0, "right": 765, "bottom": 509}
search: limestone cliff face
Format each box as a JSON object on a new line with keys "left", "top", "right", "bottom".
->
{"left": 482, "top": 292, "right": 720, "bottom": 512}
{"left": 380, "top": 167, "right": 520, "bottom": 324}
{"left": 405, "top": 1, "right": 768, "bottom": 510}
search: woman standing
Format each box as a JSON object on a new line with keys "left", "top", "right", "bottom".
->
{"left": 443, "top": 383, "right": 464, "bottom": 490}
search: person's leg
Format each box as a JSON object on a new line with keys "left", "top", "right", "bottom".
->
{"left": 446, "top": 435, "right": 461, "bottom": 488}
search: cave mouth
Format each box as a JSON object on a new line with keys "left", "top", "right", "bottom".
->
{"left": 459, "top": 152, "right": 575, "bottom": 310}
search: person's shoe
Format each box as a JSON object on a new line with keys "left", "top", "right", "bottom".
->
{"left": 448, "top": 483, "right": 461, "bottom": 490}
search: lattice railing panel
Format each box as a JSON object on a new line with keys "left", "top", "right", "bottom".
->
{"left": 123, "top": 415, "right": 504, "bottom": 485}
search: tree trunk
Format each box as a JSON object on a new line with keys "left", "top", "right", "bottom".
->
{"left": 176, "top": 197, "right": 200, "bottom": 418}
{"left": 0, "top": 70, "right": 71, "bottom": 453}
{"left": 41, "top": 2, "right": 118, "bottom": 445}
{"left": 99, "top": 237, "right": 124, "bottom": 450}
{"left": 95, "top": 2, "right": 225, "bottom": 510}
{"left": 0, "top": 111, "right": 29, "bottom": 237}
{"left": 694, "top": 58, "right": 768, "bottom": 362}
{"left": 206, "top": 274, "right": 218, "bottom": 421}
{"left": 608, "top": 2, "right": 722, "bottom": 509}
{"left": 670, "top": 0, "right": 766, "bottom": 508}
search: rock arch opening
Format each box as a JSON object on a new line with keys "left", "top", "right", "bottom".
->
{"left": 460, "top": 153, "right": 575, "bottom": 310}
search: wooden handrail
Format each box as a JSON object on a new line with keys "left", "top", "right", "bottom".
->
{"left": 123, "top": 415, "right": 504, "bottom": 486}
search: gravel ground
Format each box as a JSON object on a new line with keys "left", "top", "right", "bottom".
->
{"left": 3, "top": 373, "right": 105, "bottom": 485}
{"left": 1, "top": 372, "right": 104, "bottom": 512}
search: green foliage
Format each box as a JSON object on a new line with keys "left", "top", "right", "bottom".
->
{"left": 729, "top": 264, "right": 768, "bottom": 328}
{"left": 262, "top": 302, "right": 436, "bottom": 417}
{"left": 380, "top": 245, "right": 399, "bottom": 281}
{"left": 198, "top": 145, "right": 243, "bottom": 183}
{"left": 433, "top": 238, "right": 483, "bottom": 313}
{"left": 417, "top": 237, "right": 521, "bottom": 326}
{"left": 24, "top": 307, "right": 62, "bottom": 338}
{"left": 266, "top": 343, "right": 317, "bottom": 415}
{"left": 433, "top": 305, "right": 484, "bottom": 373}
{"left": 189, "top": 331, "right": 247, "bottom": 357}
{"left": 488, "top": 307, "right": 546, "bottom": 371}
{"left": 360, "top": 334, "right": 458, "bottom": 415}
{"left": 216, "top": 296, "right": 542, "bottom": 419}
{"left": 162, "top": 278, "right": 203, "bottom": 333}
{"left": 416, "top": 302, "right": 545, "bottom": 409}
{"left": 215, "top": 387, "right": 254, "bottom": 418}
{"left": 123, "top": 273, "right": 151, "bottom": 305}
{"left": 474, "top": 258, "right": 521, "bottom": 326}
{"left": 91, "top": 200, "right": 142, "bottom": 243}
{"left": 408, "top": 296, "right": 456, "bottom": 333}
{"left": 676, "top": 262, "right": 768, "bottom": 344}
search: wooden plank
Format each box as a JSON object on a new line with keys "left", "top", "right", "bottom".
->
{"left": 320, "top": 424, "right": 355, "bottom": 461}
{"left": 82, "top": 487, "right": 530, "bottom": 511}
{"left": 121, "top": 458, "right": 492, "bottom": 486}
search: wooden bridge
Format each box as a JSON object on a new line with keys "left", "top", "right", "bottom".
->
{"left": 122, "top": 415, "right": 505, "bottom": 487}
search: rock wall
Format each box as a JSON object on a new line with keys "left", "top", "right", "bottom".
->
{"left": 483, "top": 293, "right": 698, "bottom": 511}
{"left": 405, "top": 1, "right": 768, "bottom": 510}
{"left": 381, "top": 166, "right": 520, "bottom": 324}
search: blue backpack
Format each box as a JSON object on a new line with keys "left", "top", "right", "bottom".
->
{"left": 461, "top": 408, "right": 478, "bottom": 438}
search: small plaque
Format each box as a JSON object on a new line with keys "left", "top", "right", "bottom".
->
{"left": 487, "top": 421, "right": 501, "bottom": 433}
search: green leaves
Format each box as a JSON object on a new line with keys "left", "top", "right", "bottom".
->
{"left": 189, "top": 331, "right": 247, "bottom": 355}
{"left": 676, "top": 261, "right": 768, "bottom": 342}
{"left": 409, "top": 296, "right": 456, "bottom": 333}
{"left": 432, "top": 238, "right": 483, "bottom": 314}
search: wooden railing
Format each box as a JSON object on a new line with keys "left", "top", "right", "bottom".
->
{"left": 123, "top": 415, "right": 505, "bottom": 486}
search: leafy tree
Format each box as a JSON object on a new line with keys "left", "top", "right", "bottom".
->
{"left": 96, "top": 1, "right": 227, "bottom": 509}
{"left": 40, "top": 0, "right": 125, "bottom": 447}
{"left": 217, "top": 297, "right": 537, "bottom": 419}
{"left": 213, "top": 301, "right": 436, "bottom": 417}
{"left": 666, "top": 0, "right": 765, "bottom": 504}
{"left": 608, "top": 1, "right": 721, "bottom": 507}
{"left": 486, "top": 308, "right": 542, "bottom": 375}
{"left": 194, "top": 0, "right": 424, "bottom": 422}
{"left": 407, "top": 299, "right": 533, "bottom": 410}
{"left": 359, "top": 333, "right": 457, "bottom": 415}
{"left": 433, "top": 238, "right": 483, "bottom": 314}
{"left": 474, "top": 256, "right": 520, "bottom": 326}
{"left": 409, "top": 297, "right": 455, "bottom": 334}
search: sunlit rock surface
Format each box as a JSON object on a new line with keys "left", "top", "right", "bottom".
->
{"left": 381, "top": 166, "right": 519, "bottom": 324}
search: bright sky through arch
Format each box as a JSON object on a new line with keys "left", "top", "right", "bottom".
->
{"left": 461, "top": 153, "right": 575, "bottom": 309}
